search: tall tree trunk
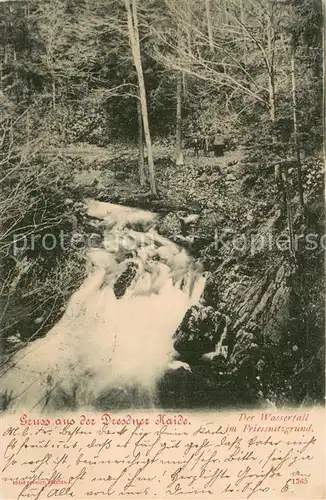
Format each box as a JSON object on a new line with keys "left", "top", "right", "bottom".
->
{"left": 267, "top": 75, "right": 276, "bottom": 122}
{"left": 186, "top": 0, "right": 192, "bottom": 54}
{"left": 205, "top": 0, "right": 214, "bottom": 51}
{"left": 137, "top": 98, "right": 145, "bottom": 186}
{"left": 266, "top": 14, "right": 276, "bottom": 122}
{"left": 124, "top": 0, "right": 157, "bottom": 195}
{"left": 240, "top": 0, "right": 247, "bottom": 55}
{"left": 282, "top": 166, "right": 296, "bottom": 258}
{"left": 291, "top": 45, "right": 305, "bottom": 210}
{"left": 175, "top": 72, "right": 184, "bottom": 166}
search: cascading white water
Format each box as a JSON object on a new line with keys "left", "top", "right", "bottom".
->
{"left": 0, "top": 201, "right": 207, "bottom": 412}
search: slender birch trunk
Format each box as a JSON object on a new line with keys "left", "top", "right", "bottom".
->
{"left": 137, "top": 98, "right": 145, "bottom": 186}
{"left": 266, "top": 15, "right": 276, "bottom": 122}
{"left": 282, "top": 166, "right": 295, "bottom": 258}
{"left": 205, "top": 0, "right": 214, "bottom": 52}
{"left": 124, "top": 0, "right": 157, "bottom": 195}
{"left": 175, "top": 71, "right": 184, "bottom": 166}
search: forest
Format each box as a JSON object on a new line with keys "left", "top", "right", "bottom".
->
{"left": 0, "top": 0, "right": 324, "bottom": 409}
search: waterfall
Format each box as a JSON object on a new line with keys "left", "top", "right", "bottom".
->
{"left": 0, "top": 201, "right": 206, "bottom": 412}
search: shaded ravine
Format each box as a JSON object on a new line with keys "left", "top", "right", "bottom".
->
{"left": 0, "top": 200, "right": 207, "bottom": 412}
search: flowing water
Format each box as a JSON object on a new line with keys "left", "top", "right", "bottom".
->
{"left": 1, "top": 200, "right": 207, "bottom": 412}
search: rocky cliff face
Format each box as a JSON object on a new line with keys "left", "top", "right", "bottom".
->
{"left": 158, "top": 198, "right": 323, "bottom": 408}
{"left": 160, "top": 238, "right": 289, "bottom": 407}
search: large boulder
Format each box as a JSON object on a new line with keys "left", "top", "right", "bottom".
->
{"left": 173, "top": 305, "right": 226, "bottom": 363}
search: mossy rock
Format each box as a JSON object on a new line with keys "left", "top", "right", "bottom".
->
{"left": 173, "top": 305, "right": 221, "bottom": 362}
{"left": 113, "top": 262, "right": 139, "bottom": 299}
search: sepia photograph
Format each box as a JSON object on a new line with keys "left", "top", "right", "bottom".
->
{"left": 0, "top": 0, "right": 324, "bottom": 416}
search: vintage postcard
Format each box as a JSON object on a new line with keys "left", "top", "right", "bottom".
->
{"left": 0, "top": 0, "right": 325, "bottom": 498}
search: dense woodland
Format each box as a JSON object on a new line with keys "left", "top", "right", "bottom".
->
{"left": 0, "top": 0, "right": 324, "bottom": 408}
